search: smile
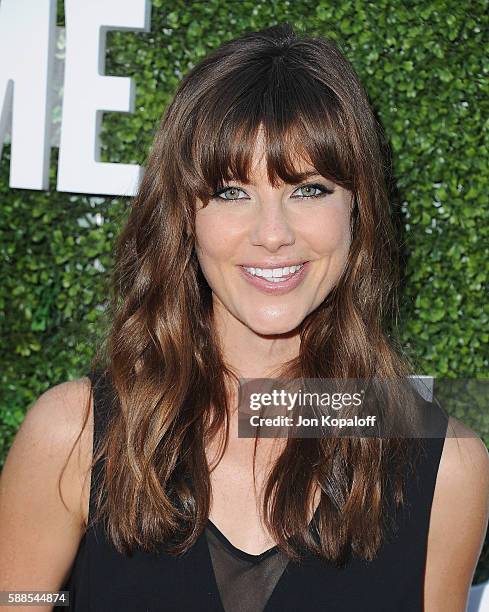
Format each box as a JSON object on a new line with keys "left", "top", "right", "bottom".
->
{"left": 238, "top": 262, "right": 310, "bottom": 295}
{"left": 243, "top": 264, "right": 304, "bottom": 281}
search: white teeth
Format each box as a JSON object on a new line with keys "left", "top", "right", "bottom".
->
{"left": 243, "top": 263, "right": 304, "bottom": 280}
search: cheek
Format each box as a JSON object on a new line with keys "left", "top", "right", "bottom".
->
{"left": 194, "top": 212, "right": 240, "bottom": 268}
{"left": 305, "top": 207, "right": 352, "bottom": 255}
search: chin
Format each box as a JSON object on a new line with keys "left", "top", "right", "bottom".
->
{"left": 245, "top": 315, "right": 303, "bottom": 337}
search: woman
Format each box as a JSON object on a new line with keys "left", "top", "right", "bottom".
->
{"left": 1, "top": 23, "right": 488, "bottom": 612}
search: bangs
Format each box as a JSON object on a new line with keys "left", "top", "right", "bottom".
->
{"left": 182, "top": 56, "right": 356, "bottom": 204}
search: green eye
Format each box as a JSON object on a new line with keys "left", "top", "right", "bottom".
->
{"left": 210, "top": 182, "right": 334, "bottom": 202}
{"left": 292, "top": 183, "right": 334, "bottom": 199}
{"left": 212, "top": 186, "right": 247, "bottom": 201}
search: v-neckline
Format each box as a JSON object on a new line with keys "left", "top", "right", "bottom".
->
{"left": 206, "top": 503, "right": 320, "bottom": 557}
{"left": 203, "top": 505, "right": 320, "bottom": 612}
{"left": 206, "top": 518, "right": 280, "bottom": 563}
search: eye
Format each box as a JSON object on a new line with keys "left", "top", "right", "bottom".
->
{"left": 211, "top": 186, "right": 248, "bottom": 201}
{"left": 291, "top": 183, "right": 334, "bottom": 199}
{"left": 210, "top": 182, "right": 334, "bottom": 202}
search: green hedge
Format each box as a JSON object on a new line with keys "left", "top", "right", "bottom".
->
{"left": 1, "top": 0, "right": 488, "bottom": 582}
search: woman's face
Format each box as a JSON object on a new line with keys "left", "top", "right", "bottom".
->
{"left": 195, "top": 140, "right": 353, "bottom": 336}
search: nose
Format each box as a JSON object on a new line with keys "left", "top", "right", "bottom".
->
{"left": 249, "top": 200, "right": 296, "bottom": 252}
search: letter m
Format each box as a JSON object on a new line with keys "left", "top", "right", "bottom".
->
{"left": 0, "top": 0, "right": 56, "bottom": 190}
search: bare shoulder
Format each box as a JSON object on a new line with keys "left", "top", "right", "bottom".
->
{"left": 424, "top": 416, "right": 489, "bottom": 611}
{"left": 446, "top": 414, "right": 489, "bottom": 456}
{"left": 20, "top": 376, "right": 94, "bottom": 523}
{"left": 25, "top": 376, "right": 93, "bottom": 437}
{"left": 1, "top": 377, "right": 94, "bottom": 528}
{"left": 437, "top": 416, "right": 489, "bottom": 511}
{"left": 437, "top": 416, "right": 489, "bottom": 488}
{"left": 0, "top": 376, "right": 95, "bottom": 591}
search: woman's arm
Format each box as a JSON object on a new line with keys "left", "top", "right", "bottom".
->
{"left": 424, "top": 416, "right": 489, "bottom": 611}
{"left": 0, "top": 378, "right": 93, "bottom": 611}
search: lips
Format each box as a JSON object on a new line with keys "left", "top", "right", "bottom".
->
{"left": 238, "top": 261, "right": 310, "bottom": 295}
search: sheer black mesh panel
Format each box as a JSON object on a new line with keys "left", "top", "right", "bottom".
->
{"left": 205, "top": 523, "right": 290, "bottom": 612}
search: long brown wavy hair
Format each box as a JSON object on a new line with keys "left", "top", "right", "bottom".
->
{"left": 62, "top": 23, "right": 428, "bottom": 566}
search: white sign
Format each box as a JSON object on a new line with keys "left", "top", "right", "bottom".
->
{"left": 0, "top": 0, "right": 151, "bottom": 196}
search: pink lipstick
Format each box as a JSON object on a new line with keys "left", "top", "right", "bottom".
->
{"left": 238, "top": 262, "right": 310, "bottom": 295}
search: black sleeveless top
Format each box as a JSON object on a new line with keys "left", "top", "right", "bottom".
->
{"left": 57, "top": 369, "right": 449, "bottom": 611}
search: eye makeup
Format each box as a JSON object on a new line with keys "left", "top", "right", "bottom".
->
{"left": 211, "top": 182, "right": 334, "bottom": 201}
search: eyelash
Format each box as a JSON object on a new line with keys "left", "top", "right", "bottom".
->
{"left": 211, "top": 182, "right": 334, "bottom": 202}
